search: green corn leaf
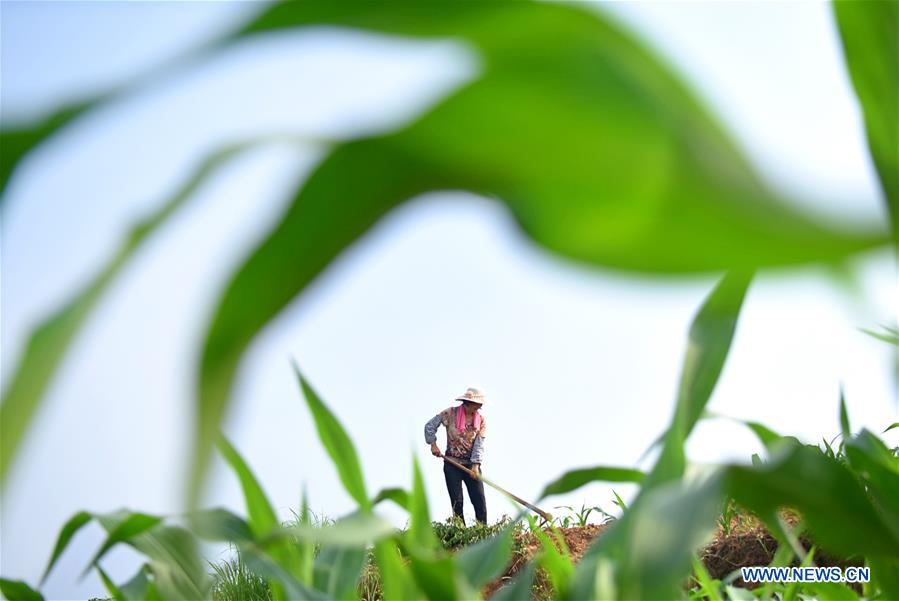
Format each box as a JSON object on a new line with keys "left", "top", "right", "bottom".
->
{"left": 0, "top": 100, "right": 98, "bottom": 200}
{"left": 118, "top": 565, "right": 155, "bottom": 601}
{"left": 292, "top": 363, "right": 370, "bottom": 510}
{"left": 0, "top": 579, "right": 44, "bottom": 601}
{"left": 372, "top": 487, "right": 410, "bottom": 511}
{"left": 40, "top": 510, "right": 93, "bottom": 584}
{"left": 296, "top": 487, "right": 315, "bottom": 586}
{"left": 0, "top": 139, "right": 268, "bottom": 484}
{"left": 96, "top": 565, "right": 125, "bottom": 601}
{"left": 833, "top": 0, "right": 899, "bottom": 239}
{"left": 805, "top": 581, "right": 862, "bottom": 601}
{"left": 868, "top": 557, "right": 899, "bottom": 600}
{"left": 456, "top": 525, "right": 515, "bottom": 589}
{"left": 187, "top": 0, "right": 886, "bottom": 508}
{"left": 538, "top": 466, "right": 645, "bottom": 500}
{"left": 92, "top": 516, "right": 209, "bottom": 601}
{"left": 839, "top": 387, "right": 851, "bottom": 440}
{"left": 312, "top": 546, "right": 367, "bottom": 601}
{"left": 216, "top": 435, "right": 279, "bottom": 539}
{"left": 408, "top": 454, "right": 439, "bottom": 553}
{"left": 568, "top": 474, "right": 723, "bottom": 600}
{"left": 724, "top": 444, "right": 899, "bottom": 558}
{"left": 188, "top": 507, "right": 253, "bottom": 543}
{"left": 241, "top": 548, "right": 328, "bottom": 601}
{"left": 283, "top": 509, "right": 395, "bottom": 547}
{"left": 83, "top": 512, "right": 162, "bottom": 577}
{"left": 690, "top": 556, "right": 722, "bottom": 601}
{"left": 844, "top": 430, "right": 899, "bottom": 536}
{"left": 405, "top": 552, "right": 460, "bottom": 601}
{"left": 531, "top": 522, "right": 574, "bottom": 597}
{"left": 644, "top": 270, "right": 752, "bottom": 490}
{"left": 885, "top": 422, "right": 899, "bottom": 434}
{"left": 372, "top": 538, "right": 419, "bottom": 601}
{"left": 491, "top": 558, "right": 538, "bottom": 601}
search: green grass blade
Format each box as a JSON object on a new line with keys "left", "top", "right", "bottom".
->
{"left": 538, "top": 466, "right": 645, "bottom": 500}
{"left": 0, "top": 140, "right": 262, "bottom": 484}
{"left": 0, "top": 578, "right": 44, "bottom": 601}
{"left": 456, "top": 524, "right": 514, "bottom": 589}
{"left": 126, "top": 525, "right": 210, "bottom": 601}
{"left": 40, "top": 510, "right": 92, "bottom": 584}
{"left": 840, "top": 387, "right": 851, "bottom": 440}
{"left": 292, "top": 364, "right": 370, "bottom": 510}
{"left": 833, "top": 0, "right": 899, "bottom": 239}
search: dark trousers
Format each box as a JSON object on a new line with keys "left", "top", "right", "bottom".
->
{"left": 443, "top": 460, "right": 487, "bottom": 525}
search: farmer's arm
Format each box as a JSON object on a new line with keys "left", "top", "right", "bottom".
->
{"left": 424, "top": 411, "right": 445, "bottom": 456}
{"left": 470, "top": 416, "right": 487, "bottom": 469}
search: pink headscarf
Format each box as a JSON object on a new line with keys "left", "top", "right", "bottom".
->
{"left": 456, "top": 405, "right": 482, "bottom": 433}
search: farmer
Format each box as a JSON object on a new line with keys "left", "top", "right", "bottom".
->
{"left": 423, "top": 386, "right": 488, "bottom": 525}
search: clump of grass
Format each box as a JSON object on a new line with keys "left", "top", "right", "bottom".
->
{"left": 431, "top": 514, "right": 521, "bottom": 551}
{"left": 209, "top": 554, "right": 271, "bottom": 601}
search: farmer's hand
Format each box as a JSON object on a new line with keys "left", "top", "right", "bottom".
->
{"left": 430, "top": 442, "right": 442, "bottom": 457}
{"left": 471, "top": 464, "right": 481, "bottom": 480}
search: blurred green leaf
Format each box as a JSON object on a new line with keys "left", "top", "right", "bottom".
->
{"left": 312, "top": 547, "right": 366, "bottom": 601}
{"left": 406, "top": 552, "right": 460, "bottom": 601}
{"left": 0, "top": 139, "right": 267, "bottom": 484}
{"left": 839, "top": 388, "right": 851, "bottom": 440}
{"left": 40, "top": 510, "right": 92, "bottom": 584}
{"left": 0, "top": 100, "right": 97, "bottom": 200}
{"left": 834, "top": 0, "right": 899, "bottom": 239}
{"left": 296, "top": 487, "right": 315, "bottom": 586}
{"left": 530, "top": 520, "right": 574, "bottom": 597}
{"left": 284, "top": 510, "right": 395, "bottom": 547}
{"left": 844, "top": 429, "right": 899, "bottom": 536}
{"left": 861, "top": 325, "right": 899, "bottom": 346}
{"left": 118, "top": 565, "right": 155, "bottom": 601}
{"left": 805, "top": 580, "right": 862, "bottom": 601}
{"left": 189, "top": 0, "right": 885, "bottom": 507}
{"left": 94, "top": 515, "right": 210, "bottom": 601}
{"left": 885, "top": 422, "right": 899, "bottom": 434}
{"left": 96, "top": 565, "right": 125, "bottom": 601}
{"left": 372, "top": 487, "right": 410, "bottom": 511}
{"left": 644, "top": 271, "right": 752, "bottom": 490}
{"left": 690, "top": 555, "right": 722, "bottom": 601}
{"left": 216, "top": 436, "right": 279, "bottom": 539}
{"left": 189, "top": 508, "right": 253, "bottom": 543}
{"left": 292, "top": 364, "right": 370, "bottom": 510}
{"left": 241, "top": 548, "right": 328, "bottom": 601}
{"left": 372, "top": 538, "right": 419, "bottom": 601}
{"left": 456, "top": 525, "right": 514, "bottom": 589}
{"left": 0, "top": 578, "right": 44, "bottom": 601}
{"left": 408, "top": 454, "right": 440, "bottom": 553}
{"left": 491, "top": 559, "right": 537, "bottom": 601}
{"left": 724, "top": 444, "right": 899, "bottom": 558}
{"left": 574, "top": 475, "right": 722, "bottom": 600}
{"left": 84, "top": 512, "right": 162, "bottom": 577}
{"left": 538, "top": 466, "right": 645, "bottom": 500}
{"left": 868, "top": 557, "right": 899, "bottom": 600}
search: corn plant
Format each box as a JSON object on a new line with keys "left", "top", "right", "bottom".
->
{"left": 552, "top": 504, "right": 613, "bottom": 529}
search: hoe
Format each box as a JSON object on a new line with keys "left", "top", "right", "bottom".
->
{"left": 440, "top": 454, "right": 553, "bottom": 524}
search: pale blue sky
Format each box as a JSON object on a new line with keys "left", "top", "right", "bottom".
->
{"left": 1, "top": 2, "right": 895, "bottom": 599}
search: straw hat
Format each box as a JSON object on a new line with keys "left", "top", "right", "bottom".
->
{"left": 455, "top": 386, "right": 486, "bottom": 405}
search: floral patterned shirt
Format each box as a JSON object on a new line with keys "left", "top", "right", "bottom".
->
{"left": 424, "top": 406, "right": 487, "bottom": 465}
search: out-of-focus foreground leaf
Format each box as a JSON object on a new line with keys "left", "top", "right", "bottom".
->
{"left": 833, "top": 0, "right": 899, "bottom": 240}
{"left": 0, "top": 578, "right": 44, "bottom": 601}
{"left": 189, "top": 1, "right": 883, "bottom": 507}
{"left": 566, "top": 272, "right": 749, "bottom": 599}
{"left": 538, "top": 466, "right": 645, "bottom": 501}
{"left": 0, "top": 137, "right": 283, "bottom": 484}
